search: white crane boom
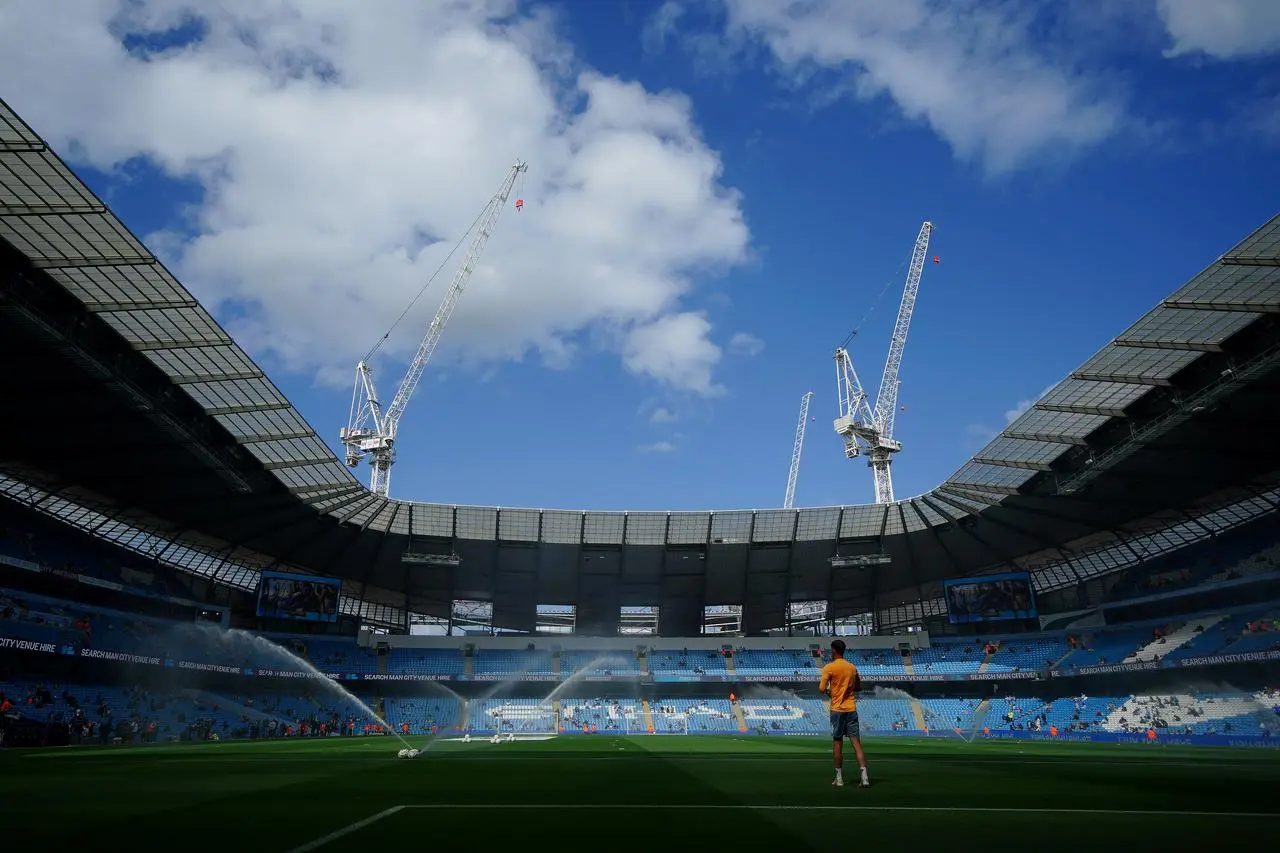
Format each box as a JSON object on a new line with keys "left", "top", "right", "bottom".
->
{"left": 873, "top": 221, "right": 932, "bottom": 442}
{"left": 341, "top": 160, "right": 528, "bottom": 497}
{"left": 783, "top": 391, "right": 814, "bottom": 509}
{"left": 833, "top": 221, "right": 933, "bottom": 505}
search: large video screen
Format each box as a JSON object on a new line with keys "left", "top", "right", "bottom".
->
{"left": 256, "top": 572, "right": 341, "bottom": 623}
{"left": 944, "top": 572, "right": 1037, "bottom": 624}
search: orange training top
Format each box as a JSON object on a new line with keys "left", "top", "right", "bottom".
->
{"left": 819, "top": 657, "right": 860, "bottom": 713}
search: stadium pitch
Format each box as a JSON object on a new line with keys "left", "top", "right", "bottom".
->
{"left": 4, "top": 736, "right": 1278, "bottom": 851}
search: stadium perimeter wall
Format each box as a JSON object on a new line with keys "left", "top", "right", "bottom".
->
{"left": 354, "top": 631, "right": 933, "bottom": 651}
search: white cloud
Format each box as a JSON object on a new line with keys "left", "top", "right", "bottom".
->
{"left": 1004, "top": 398, "right": 1036, "bottom": 425}
{"left": 1005, "top": 383, "right": 1058, "bottom": 424}
{"left": 720, "top": 0, "right": 1125, "bottom": 173}
{"left": 1156, "top": 0, "right": 1280, "bottom": 59}
{"left": 727, "top": 331, "right": 764, "bottom": 356}
{"left": 642, "top": 1, "right": 685, "bottom": 54}
{"left": 963, "top": 383, "right": 1056, "bottom": 446}
{"left": 0, "top": 0, "right": 749, "bottom": 397}
{"left": 649, "top": 407, "right": 677, "bottom": 424}
{"left": 622, "top": 312, "right": 725, "bottom": 396}
{"left": 637, "top": 440, "right": 676, "bottom": 453}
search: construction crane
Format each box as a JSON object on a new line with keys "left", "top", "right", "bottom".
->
{"left": 833, "top": 220, "right": 934, "bottom": 505}
{"left": 783, "top": 391, "right": 814, "bottom": 509}
{"left": 340, "top": 160, "right": 529, "bottom": 497}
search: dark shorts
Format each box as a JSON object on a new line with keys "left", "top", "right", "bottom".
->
{"left": 830, "top": 710, "right": 861, "bottom": 741}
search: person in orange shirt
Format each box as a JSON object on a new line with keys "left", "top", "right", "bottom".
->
{"left": 819, "top": 638, "right": 870, "bottom": 788}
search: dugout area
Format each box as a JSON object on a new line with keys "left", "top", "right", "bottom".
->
{"left": 3, "top": 736, "right": 1276, "bottom": 851}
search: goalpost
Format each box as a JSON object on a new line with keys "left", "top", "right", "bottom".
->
{"left": 657, "top": 714, "right": 689, "bottom": 735}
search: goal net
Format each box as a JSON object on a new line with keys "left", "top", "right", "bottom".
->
{"left": 473, "top": 701, "right": 557, "bottom": 737}
{"left": 656, "top": 713, "right": 689, "bottom": 735}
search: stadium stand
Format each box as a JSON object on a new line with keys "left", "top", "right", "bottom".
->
{"left": 906, "top": 644, "right": 983, "bottom": 675}
{"left": 559, "top": 650, "right": 643, "bottom": 677}
{"left": 732, "top": 648, "right": 821, "bottom": 677}
{"left": 0, "top": 679, "right": 386, "bottom": 742}
{"left": 647, "top": 649, "right": 729, "bottom": 675}
{"left": 560, "top": 698, "right": 640, "bottom": 733}
{"left": 650, "top": 698, "right": 738, "bottom": 733}
{"left": 738, "top": 696, "right": 829, "bottom": 734}
{"left": 474, "top": 649, "right": 555, "bottom": 676}
{"left": 382, "top": 696, "right": 463, "bottom": 733}
{"left": 987, "top": 637, "right": 1069, "bottom": 672}
{"left": 386, "top": 647, "right": 465, "bottom": 677}
{"left": 470, "top": 699, "right": 556, "bottom": 734}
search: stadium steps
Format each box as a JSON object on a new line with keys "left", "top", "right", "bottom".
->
{"left": 974, "top": 699, "right": 991, "bottom": 731}
{"left": 902, "top": 651, "right": 915, "bottom": 675}
{"left": 552, "top": 653, "right": 561, "bottom": 680}
{"left": 977, "top": 644, "right": 999, "bottom": 674}
{"left": 638, "top": 652, "right": 649, "bottom": 674}
{"left": 1124, "top": 617, "right": 1224, "bottom": 663}
{"left": 377, "top": 653, "right": 388, "bottom": 676}
{"left": 551, "top": 699, "right": 562, "bottom": 733}
{"left": 464, "top": 654, "right": 474, "bottom": 677}
{"left": 910, "top": 697, "right": 929, "bottom": 732}
{"left": 725, "top": 654, "right": 737, "bottom": 675}
{"left": 730, "top": 697, "right": 748, "bottom": 733}
{"left": 641, "top": 699, "right": 655, "bottom": 733}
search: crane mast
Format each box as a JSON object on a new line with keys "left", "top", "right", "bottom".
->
{"left": 783, "top": 391, "right": 814, "bottom": 509}
{"left": 833, "top": 220, "right": 933, "bottom": 505}
{"left": 340, "top": 160, "right": 529, "bottom": 497}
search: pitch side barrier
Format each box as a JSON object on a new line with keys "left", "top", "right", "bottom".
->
{"left": 4, "top": 634, "right": 1279, "bottom": 683}
{"left": 755, "top": 729, "right": 1278, "bottom": 748}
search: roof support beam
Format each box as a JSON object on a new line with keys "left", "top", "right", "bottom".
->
{"left": 1110, "top": 339, "right": 1221, "bottom": 352}
{"left": 234, "top": 430, "right": 318, "bottom": 445}
{"left": 1035, "top": 403, "right": 1135, "bottom": 417}
{"left": 260, "top": 457, "right": 343, "bottom": 472}
{"left": 29, "top": 256, "right": 156, "bottom": 270}
{"left": 1219, "top": 257, "right": 1279, "bottom": 268}
{"left": 1069, "top": 371, "right": 1173, "bottom": 386}
{"left": 0, "top": 141, "right": 47, "bottom": 153}
{"left": 288, "top": 482, "right": 362, "bottom": 498}
{"left": 79, "top": 299, "right": 199, "bottom": 312}
{"left": 204, "top": 401, "right": 292, "bottom": 416}
{"left": 969, "top": 454, "right": 1053, "bottom": 472}
{"left": 1163, "top": 299, "right": 1278, "bottom": 313}
{"left": 0, "top": 203, "right": 107, "bottom": 217}
{"left": 170, "top": 371, "right": 265, "bottom": 385}
{"left": 1002, "top": 430, "right": 1091, "bottom": 445}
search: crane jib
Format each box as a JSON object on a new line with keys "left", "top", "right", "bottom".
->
{"left": 832, "top": 221, "right": 933, "bottom": 505}
{"left": 340, "top": 161, "right": 529, "bottom": 497}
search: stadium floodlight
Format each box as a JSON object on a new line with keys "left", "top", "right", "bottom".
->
{"left": 829, "top": 554, "right": 891, "bottom": 567}
{"left": 401, "top": 552, "right": 461, "bottom": 566}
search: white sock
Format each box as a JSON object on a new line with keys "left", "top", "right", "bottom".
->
{"left": 860, "top": 766, "right": 869, "bottom": 779}
{"left": 835, "top": 768, "right": 843, "bottom": 781}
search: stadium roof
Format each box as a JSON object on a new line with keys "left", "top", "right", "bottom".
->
{"left": 1, "top": 97, "right": 1278, "bottom": 633}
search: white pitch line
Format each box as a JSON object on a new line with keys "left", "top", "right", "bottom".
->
{"left": 398, "top": 803, "right": 1279, "bottom": 819}
{"left": 284, "top": 800, "right": 1279, "bottom": 849}
{"left": 285, "top": 806, "right": 406, "bottom": 853}
{"left": 156, "top": 754, "right": 1278, "bottom": 770}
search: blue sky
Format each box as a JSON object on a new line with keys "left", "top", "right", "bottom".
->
{"left": 1, "top": 0, "right": 1278, "bottom": 511}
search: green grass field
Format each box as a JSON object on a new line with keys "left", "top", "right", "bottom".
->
{"left": 5, "top": 735, "right": 1278, "bottom": 851}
